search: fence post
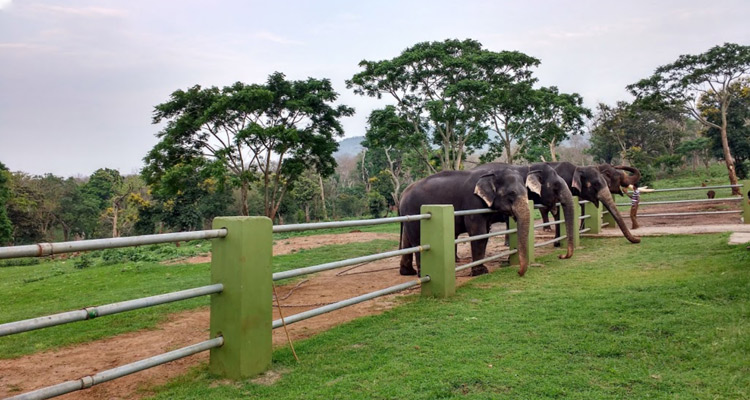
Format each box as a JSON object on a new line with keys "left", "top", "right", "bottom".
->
{"left": 602, "top": 203, "right": 617, "bottom": 228}
{"left": 560, "top": 196, "right": 581, "bottom": 248}
{"left": 420, "top": 205, "right": 455, "bottom": 298}
{"left": 209, "top": 216, "right": 272, "bottom": 379}
{"left": 743, "top": 185, "right": 750, "bottom": 225}
{"left": 584, "top": 201, "right": 602, "bottom": 234}
{"left": 509, "top": 199, "right": 535, "bottom": 265}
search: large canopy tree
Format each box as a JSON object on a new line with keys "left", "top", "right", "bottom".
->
{"left": 700, "top": 78, "right": 750, "bottom": 178}
{"left": 0, "top": 162, "right": 12, "bottom": 245}
{"left": 628, "top": 42, "right": 750, "bottom": 195}
{"left": 150, "top": 72, "right": 353, "bottom": 218}
{"left": 348, "top": 39, "right": 538, "bottom": 171}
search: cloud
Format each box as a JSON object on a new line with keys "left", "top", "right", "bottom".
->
{"left": 254, "top": 31, "right": 304, "bottom": 45}
{"left": 30, "top": 4, "right": 127, "bottom": 18}
{"left": 0, "top": 0, "right": 11, "bottom": 10}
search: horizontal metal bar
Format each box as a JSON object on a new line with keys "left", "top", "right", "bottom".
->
{"left": 579, "top": 200, "right": 590, "bottom": 204}
{"left": 0, "top": 284, "right": 223, "bottom": 337}
{"left": 637, "top": 210, "right": 743, "bottom": 218}
{"left": 579, "top": 215, "right": 591, "bottom": 220}
{"left": 644, "top": 184, "right": 743, "bottom": 193}
{"left": 455, "top": 249, "right": 518, "bottom": 272}
{"left": 272, "top": 277, "right": 430, "bottom": 329}
{"left": 272, "top": 214, "right": 431, "bottom": 233}
{"left": 454, "top": 208, "right": 496, "bottom": 216}
{"left": 533, "top": 235, "right": 567, "bottom": 248}
{"left": 616, "top": 197, "right": 743, "bottom": 207}
{"left": 454, "top": 229, "right": 517, "bottom": 244}
{"left": 0, "top": 229, "right": 227, "bottom": 260}
{"left": 534, "top": 220, "right": 563, "bottom": 229}
{"left": 602, "top": 210, "right": 609, "bottom": 215}
{"left": 272, "top": 245, "right": 429, "bottom": 281}
{"left": 580, "top": 228, "right": 591, "bottom": 234}
{"left": 601, "top": 222, "right": 610, "bottom": 227}
{"left": 7, "top": 337, "right": 223, "bottom": 400}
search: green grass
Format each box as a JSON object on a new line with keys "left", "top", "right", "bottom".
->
{"left": 148, "top": 233, "right": 750, "bottom": 399}
{"left": 0, "top": 239, "right": 398, "bottom": 359}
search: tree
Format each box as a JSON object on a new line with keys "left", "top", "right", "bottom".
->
{"left": 0, "top": 162, "right": 12, "bottom": 245}
{"left": 289, "top": 173, "right": 320, "bottom": 223}
{"left": 349, "top": 39, "right": 534, "bottom": 171}
{"left": 151, "top": 73, "right": 353, "bottom": 219}
{"left": 700, "top": 78, "right": 750, "bottom": 178}
{"left": 628, "top": 43, "right": 750, "bottom": 195}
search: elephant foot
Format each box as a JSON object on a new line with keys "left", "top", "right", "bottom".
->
{"left": 399, "top": 265, "right": 418, "bottom": 276}
{"left": 553, "top": 241, "right": 561, "bottom": 248}
{"left": 470, "top": 265, "right": 489, "bottom": 276}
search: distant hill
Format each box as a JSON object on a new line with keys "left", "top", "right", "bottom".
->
{"left": 334, "top": 136, "right": 364, "bottom": 158}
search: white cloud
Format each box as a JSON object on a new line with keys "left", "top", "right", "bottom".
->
{"left": 30, "top": 4, "right": 127, "bottom": 18}
{"left": 254, "top": 31, "right": 304, "bottom": 46}
{"left": 0, "top": 0, "right": 11, "bottom": 10}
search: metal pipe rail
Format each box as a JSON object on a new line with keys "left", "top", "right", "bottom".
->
{"left": 602, "top": 222, "right": 610, "bottom": 227}
{"left": 0, "top": 284, "right": 224, "bottom": 337}
{"left": 272, "top": 277, "right": 431, "bottom": 328}
{"left": 637, "top": 210, "right": 743, "bottom": 218}
{"left": 533, "top": 235, "right": 567, "bottom": 248}
{"left": 454, "top": 229, "right": 517, "bottom": 244}
{"left": 579, "top": 215, "right": 591, "bottom": 220}
{"left": 455, "top": 249, "right": 518, "bottom": 273}
{"left": 615, "top": 197, "right": 742, "bottom": 207}
{"left": 0, "top": 230, "right": 227, "bottom": 260}
{"left": 8, "top": 337, "right": 224, "bottom": 400}
{"left": 644, "top": 184, "right": 743, "bottom": 193}
{"left": 272, "top": 245, "right": 429, "bottom": 281}
{"left": 534, "top": 220, "right": 563, "bottom": 229}
{"left": 272, "top": 214, "right": 431, "bottom": 233}
{"left": 454, "top": 209, "right": 495, "bottom": 216}
{"left": 579, "top": 228, "right": 591, "bottom": 234}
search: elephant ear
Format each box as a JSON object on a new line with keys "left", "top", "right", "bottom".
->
{"left": 474, "top": 174, "right": 496, "bottom": 207}
{"left": 572, "top": 168, "right": 583, "bottom": 192}
{"left": 525, "top": 171, "right": 543, "bottom": 196}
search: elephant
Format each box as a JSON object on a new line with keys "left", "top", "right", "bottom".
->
{"left": 398, "top": 167, "right": 532, "bottom": 277}
{"left": 473, "top": 163, "right": 576, "bottom": 260}
{"left": 545, "top": 162, "right": 641, "bottom": 244}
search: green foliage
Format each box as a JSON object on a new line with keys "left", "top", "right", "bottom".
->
{"left": 0, "top": 162, "right": 12, "bottom": 245}
{"left": 149, "top": 73, "right": 353, "bottom": 219}
{"left": 700, "top": 78, "right": 750, "bottom": 179}
{"left": 367, "top": 191, "right": 387, "bottom": 218}
{"left": 151, "top": 234, "right": 749, "bottom": 399}
{"left": 73, "top": 254, "right": 93, "bottom": 269}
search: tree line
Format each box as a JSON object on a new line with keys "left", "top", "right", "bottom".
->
{"left": 1, "top": 40, "right": 748, "bottom": 245}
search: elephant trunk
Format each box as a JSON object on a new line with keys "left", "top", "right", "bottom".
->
{"left": 598, "top": 188, "right": 641, "bottom": 243}
{"left": 512, "top": 196, "right": 531, "bottom": 276}
{"left": 615, "top": 165, "right": 641, "bottom": 188}
{"left": 558, "top": 183, "right": 576, "bottom": 259}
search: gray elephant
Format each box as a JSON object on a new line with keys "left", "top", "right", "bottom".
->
{"left": 473, "top": 163, "right": 577, "bottom": 260}
{"left": 399, "top": 167, "right": 532, "bottom": 277}
{"left": 546, "top": 162, "right": 641, "bottom": 243}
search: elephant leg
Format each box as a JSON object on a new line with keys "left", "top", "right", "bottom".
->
{"left": 399, "top": 225, "right": 418, "bottom": 276}
{"left": 541, "top": 208, "right": 552, "bottom": 232}
{"left": 469, "top": 237, "right": 490, "bottom": 276}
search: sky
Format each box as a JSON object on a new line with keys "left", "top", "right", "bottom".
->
{"left": 0, "top": 0, "right": 748, "bottom": 177}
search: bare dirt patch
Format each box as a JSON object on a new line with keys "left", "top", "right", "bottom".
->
{"left": 3, "top": 230, "right": 556, "bottom": 400}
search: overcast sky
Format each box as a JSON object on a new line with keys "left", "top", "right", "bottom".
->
{"left": 1, "top": 0, "right": 748, "bottom": 177}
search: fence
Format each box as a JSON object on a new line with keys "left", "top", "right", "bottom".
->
{"left": 0, "top": 196, "right": 623, "bottom": 399}
{"left": 611, "top": 183, "right": 750, "bottom": 223}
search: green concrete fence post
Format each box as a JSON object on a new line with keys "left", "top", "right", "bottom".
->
{"left": 209, "top": 216, "right": 272, "bottom": 379}
{"left": 584, "top": 201, "right": 602, "bottom": 234}
{"left": 742, "top": 185, "right": 750, "bottom": 224}
{"left": 509, "top": 199, "right": 535, "bottom": 265}
{"left": 560, "top": 196, "right": 581, "bottom": 248}
{"left": 420, "top": 205, "right": 455, "bottom": 298}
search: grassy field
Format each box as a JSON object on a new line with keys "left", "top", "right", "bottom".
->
{"left": 0, "top": 239, "right": 398, "bottom": 359}
{"left": 148, "top": 233, "right": 750, "bottom": 399}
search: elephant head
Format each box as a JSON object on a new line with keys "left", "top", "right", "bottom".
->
{"left": 474, "top": 170, "right": 532, "bottom": 276}
{"left": 572, "top": 166, "right": 640, "bottom": 243}
{"left": 598, "top": 164, "right": 641, "bottom": 195}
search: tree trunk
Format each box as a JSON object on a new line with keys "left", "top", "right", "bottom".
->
{"left": 304, "top": 204, "right": 310, "bottom": 223}
{"left": 318, "top": 175, "right": 328, "bottom": 220}
{"left": 112, "top": 204, "right": 119, "bottom": 238}
{"left": 719, "top": 107, "right": 740, "bottom": 195}
{"left": 548, "top": 140, "right": 558, "bottom": 162}
{"left": 240, "top": 180, "right": 249, "bottom": 216}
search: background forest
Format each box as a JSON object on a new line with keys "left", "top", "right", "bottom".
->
{"left": 1, "top": 40, "right": 749, "bottom": 245}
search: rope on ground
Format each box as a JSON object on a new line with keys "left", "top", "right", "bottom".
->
{"left": 272, "top": 282, "right": 299, "bottom": 362}
{"left": 272, "top": 279, "right": 309, "bottom": 301}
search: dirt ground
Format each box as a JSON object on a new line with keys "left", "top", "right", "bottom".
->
{"left": 1, "top": 201, "right": 745, "bottom": 399}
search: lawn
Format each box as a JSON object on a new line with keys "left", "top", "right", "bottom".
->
{"left": 149, "top": 233, "right": 750, "bottom": 399}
